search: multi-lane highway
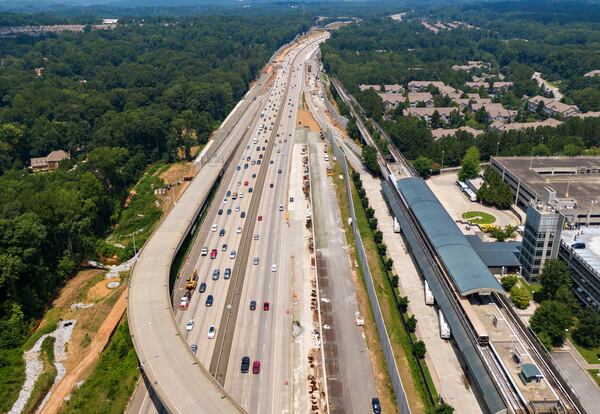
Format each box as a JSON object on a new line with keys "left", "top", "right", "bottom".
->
{"left": 169, "top": 33, "right": 328, "bottom": 414}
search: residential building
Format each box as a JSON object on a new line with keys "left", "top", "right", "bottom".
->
{"left": 584, "top": 70, "right": 600, "bottom": 78}
{"left": 527, "top": 96, "right": 581, "bottom": 118}
{"left": 577, "top": 111, "right": 600, "bottom": 119}
{"left": 456, "top": 97, "right": 492, "bottom": 110}
{"left": 379, "top": 93, "right": 405, "bottom": 111}
{"left": 452, "top": 60, "right": 491, "bottom": 72}
{"left": 466, "top": 81, "right": 487, "bottom": 89}
{"left": 403, "top": 107, "right": 455, "bottom": 125}
{"left": 471, "top": 102, "right": 516, "bottom": 123}
{"left": 559, "top": 228, "right": 600, "bottom": 311}
{"left": 407, "top": 80, "right": 446, "bottom": 92}
{"left": 431, "top": 126, "right": 483, "bottom": 140}
{"left": 492, "top": 81, "right": 513, "bottom": 92}
{"left": 30, "top": 150, "right": 71, "bottom": 173}
{"left": 490, "top": 156, "right": 600, "bottom": 227}
{"left": 490, "top": 118, "right": 562, "bottom": 132}
{"left": 384, "top": 84, "right": 404, "bottom": 94}
{"left": 519, "top": 202, "right": 565, "bottom": 282}
{"left": 407, "top": 92, "right": 434, "bottom": 108}
{"left": 359, "top": 84, "right": 381, "bottom": 92}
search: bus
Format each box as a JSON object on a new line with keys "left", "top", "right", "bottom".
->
{"left": 424, "top": 281, "right": 435, "bottom": 305}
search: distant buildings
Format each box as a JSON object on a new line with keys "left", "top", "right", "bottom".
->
{"left": 471, "top": 102, "right": 517, "bottom": 123}
{"left": 407, "top": 92, "right": 433, "bottom": 107}
{"left": 30, "top": 150, "right": 71, "bottom": 172}
{"left": 431, "top": 126, "right": 484, "bottom": 140}
{"left": 490, "top": 118, "right": 562, "bottom": 132}
{"left": 584, "top": 70, "right": 600, "bottom": 78}
{"left": 452, "top": 60, "right": 491, "bottom": 72}
{"left": 526, "top": 95, "right": 581, "bottom": 118}
{"left": 403, "top": 107, "right": 455, "bottom": 125}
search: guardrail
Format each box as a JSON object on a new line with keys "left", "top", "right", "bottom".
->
{"left": 325, "top": 127, "right": 412, "bottom": 414}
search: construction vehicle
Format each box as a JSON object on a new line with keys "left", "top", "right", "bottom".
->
{"left": 185, "top": 270, "right": 198, "bottom": 290}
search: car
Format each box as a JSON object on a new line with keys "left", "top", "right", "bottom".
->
{"left": 253, "top": 257, "right": 260, "bottom": 265}
{"left": 237, "top": 181, "right": 241, "bottom": 186}
{"left": 271, "top": 264, "right": 277, "bottom": 272}
{"left": 223, "top": 198, "right": 228, "bottom": 204}
{"left": 248, "top": 187, "right": 253, "bottom": 193}
{"left": 279, "top": 204, "right": 284, "bottom": 212}
{"left": 250, "top": 300, "right": 256, "bottom": 311}
{"left": 219, "top": 229, "right": 225, "bottom": 237}
{"left": 251, "top": 160, "right": 256, "bottom": 165}
{"left": 185, "top": 320, "right": 194, "bottom": 331}
{"left": 371, "top": 398, "right": 381, "bottom": 414}
{"left": 270, "top": 183, "right": 274, "bottom": 188}
{"left": 257, "top": 215, "right": 263, "bottom": 221}
{"left": 221, "top": 243, "right": 228, "bottom": 251}
{"left": 206, "top": 294, "right": 214, "bottom": 307}
{"left": 226, "top": 190, "right": 231, "bottom": 197}
{"left": 235, "top": 205, "right": 241, "bottom": 212}
{"left": 236, "top": 226, "right": 242, "bottom": 234}
{"left": 229, "top": 250, "right": 236, "bottom": 259}
{"left": 211, "top": 223, "right": 217, "bottom": 232}
{"left": 241, "top": 356, "right": 250, "bottom": 373}
{"left": 244, "top": 181, "right": 249, "bottom": 186}
{"left": 240, "top": 211, "right": 246, "bottom": 218}
{"left": 208, "top": 325, "right": 216, "bottom": 339}
{"left": 218, "top": 209, "right": 223, "bottom": 215}
{"left": 278, "top": 139, "right": 282, "bottom": 143}
{"left": 253, "top": 360, "right": 261, "bottom": 374}
{"left": 257, "top": 160, "right": 261, "bottom": 165}
{"left": 259, "top": 154, "right": 263, "bottom": 159}
{"left": 199, "top": 282, "right": 207, "bottom": 293}
{"left": 244, "top": 163, "right": 248, "bottom": 169}
{"left": 191, "top": 344, "right": 198, "bottom": 354}
{"left": 227, "top": 208, "right": 232, "bottom": 215}
{"left": 278, "top": 169, "right": 282, "bottom": 173}
{"left": 263, "top": 302, "right": 270, "bottom": 311}
{"left": 252, "top": 173, "right": 257, "bottom": 178}
{"left": 236, "top": 165, "right": 241, "bottom": 171}
{"left": 246, "top": 156, "right": 251, "bottom": 161}
{"left": 270, "top": 160, "right": 274, "bottom": 164}
{"left": 290, "top": 196, "right": 294, "bottom": 202}
{"left": 212, "top": 269, "right": 220, "bottom": 280}
{"left": 262, "top": 146, "right": 266, "bottom": 150}
{"left": 253, "top": 234, "right": 259, "bottom": 240}
{"left": 239, "top": 192, "right": 244, "bottom": 199}
{"left": 201, "top": 247, "right": 208, "bottom": 256}
{"left": 210, "top": 249, "right": 217, "bottom": 259}
{"left": 224, "top": 268, "right": 231, "bottom": 279}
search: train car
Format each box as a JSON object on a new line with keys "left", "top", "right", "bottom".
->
{"left": 439, "top": 309, "right": 451, "bottom": 339}
{"left": 424, "top": 281, "right": 435, "bottom": 305}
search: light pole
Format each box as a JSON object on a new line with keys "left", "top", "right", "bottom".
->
{"left": 496, "top": 141, "right": 500, "bottom": 156}
{"left": 441, "top": 150, "right": 445, "bottom": 171}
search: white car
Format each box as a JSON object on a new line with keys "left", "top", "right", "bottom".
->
{"left": 236, "top": 206, "right": 241, "bottom": 212}
{"left": 230, "top": 250, "right": 237, "bottom": 259}
{"left": 211, "top": 224, "right": 217, "bottom": 232}
{"left": 223, "top": 198, "right": 228, "bottom": 204}
{"left": 236, "top": 226, "right": 242, "bottom": 234}
{"left": 208, "top": 325, "right": 216, "bottom": 339}
{"left": 271, "top": 264, "right": 277, "bottom": 272}
{"left": 253, "top": 234, "right": 259, "bottom": 240}
{"left": 201, "top": 247, "right": 208, "bottom": 256}
{"left": 239, "top": 192, "right": 244, "bottom": 199}
{"left": 185, "top": 320, "right": 194, "bottom": 331}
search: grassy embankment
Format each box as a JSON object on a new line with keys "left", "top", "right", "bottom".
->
{"left": 62, "top": 320, "right": 139, "bottom": 414}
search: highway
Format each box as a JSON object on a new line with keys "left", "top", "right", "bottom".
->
{"left": 128, "top": 32, "right": 326, "bottom": 414}
{"left": 171, "top": 33, "right": 328, "bottom": 414}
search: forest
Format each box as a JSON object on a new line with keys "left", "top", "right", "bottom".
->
{"left": 321, "top": 1, "right": 600, "bottom": 166}
{"left": 0, "top": 13, "right": 310, "bottom": 350}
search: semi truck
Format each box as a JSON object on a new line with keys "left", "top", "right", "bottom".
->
{"left": 424, "top": 281, "right": 435, "bottom": 305}
{"left": 439, "top": 309, "right": 451, "bottom": 339}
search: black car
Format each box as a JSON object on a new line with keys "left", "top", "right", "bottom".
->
{"left": 248, "top": 187, "right": 253, "bottom": 193}
{"left": 199, "top": 282, "right": 207, "bottom": 293}
{"left": 219, "top": 229, "right": 225, "bottom": 237}
{"left": 244, "top": 163, "right": 248, "bottom": 169}
{"left": 241, "top": 211, "right": 246, "bottom": 218}
{"left": 205, "top": 294, "right": 214, "bottom": 307}
{"left": 371, "top": 397, "right": 381, "bottom": 414}
{"left": 218, "top": 209, "right": 223, "bottom": 215}
{"left": 278, "top": 169, "right": 282, "bottom": 173}
{"left": 241, "top": 356, "right": 250, "bottom": 373}
{"left": 250, "top": 300, "right": 256, "bottom": 310}
{"left": 227, "top": 208, "right": 232, "bottom": 215}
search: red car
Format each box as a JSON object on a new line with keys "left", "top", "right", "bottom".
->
{"left": 252, "top": 360, "right": 261, "bottom": 374}
{"left": 263, "top": 302, "right": 270, "bottom": 311}
{"left": 210, "top": 249, "right": 217, "bottom": 259}
{"left": 257, "top": 216, "right": 263, "bottom": 221}
{"left": 244, "top": 181, "right": 249, "bottom": 186}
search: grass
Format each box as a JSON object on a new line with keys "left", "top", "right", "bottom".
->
{"left": 588, "top": 369, "right": 600, "bottom": 388}
{"left": 23, "top": 336, "right": 57, "bottom": 414}
{"left": 62, "top": 319, "right": 140, "bottom": 414}
{"left": 0, "top": 347, "right": 26, "bottom": 413}
{"left": 462, "top": 210, "right": 497, "bottom": 225}
{"left": 569, "top": 333, "right": 600, "bottom": 364}
{"left": 103, "top": 162, "right": 169, "bottom": 260}
{"left": 350, "top": 176, "right": 438, "bottom": 410}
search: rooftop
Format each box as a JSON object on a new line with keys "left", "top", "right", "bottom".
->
{"left": 561, "top": 227, "right": 600, "bottom": 272}
{"left": 492, "top": 156, "right": 600, "bottom": 213}
{"left": 466, "top": 235, "right": 521, "bottom": 268}
{"left": 396, "top": 178, "right": 505, "bottom": 296}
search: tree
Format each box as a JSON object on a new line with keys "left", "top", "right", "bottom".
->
{"left": 530, "top": 301, "right": 572, "bottom": 347}
{"left": 413, "top": 156, "right": 433, "bottom": 178}
{"left": 413, "top": 340, "right": 427, "bottom": 359}
{"left": 406, "top": 315, "right": 417, "bottom": 333}
{"left": 561, "top": 143, "right": 583, "bottom": 157}
{"left": 458, "top": 146, "right": 480, "bottom": 181}
{"left": 533, "top": 143, "right": 551, "bottom": 156}
{"left": 398, "top": 296, "right": 409, "bottom": 313}
{"left": 539, "top": 259, "right": 571, "bottom": 301}
{"left": 573, "top": 310, "right": 600, "bottom": 349}
{"left": 346, "top": 118, "right": 360, "bottom": 141}
{"left": 510, "top": 285, "right": 532, "bottom": 310}
{"left": 501, "top": 275, "right": 518, "bottom": 291}
{"left": 431, "top": 110, "right": 442, "bottom": 129}
{"left": 362, "top": 145, "right": 380, "bottom": 175}
{"left": 427, "top": 403, "right": 455, "bottom": 414}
